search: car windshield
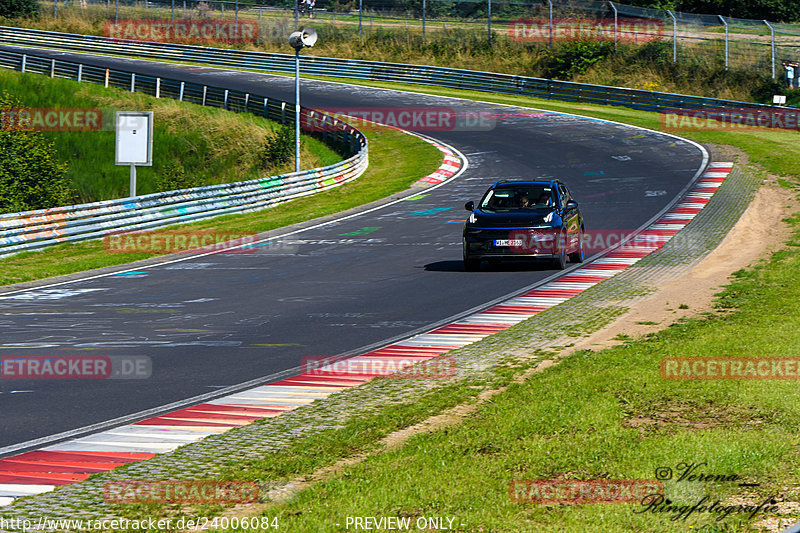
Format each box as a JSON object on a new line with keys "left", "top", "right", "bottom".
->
{"left": 479, "top": 186, "right": 555, "bottom": 212}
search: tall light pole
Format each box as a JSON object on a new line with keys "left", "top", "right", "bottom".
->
{"left": 289, "top": 27, "right": 318, "bottom": 173}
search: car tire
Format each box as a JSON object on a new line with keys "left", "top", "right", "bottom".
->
{"left": 463, "top": 244, "right": 480, "bottom": 272}
{"left": 552, "top": 230, "right": 567, "bottom": 270}
{"left": 569, "top": 227, "right": 585, "bottom": 264}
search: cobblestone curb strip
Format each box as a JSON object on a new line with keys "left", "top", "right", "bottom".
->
{"left": 0, "top": 163, "right": 751, "bottom": 524}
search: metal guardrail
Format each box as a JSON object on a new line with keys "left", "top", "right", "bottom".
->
{"left": 0, "top": 46, "right": 368, "bottom": 258}
{"left": 0, "top": 24, "right": 797, "bottom": 114}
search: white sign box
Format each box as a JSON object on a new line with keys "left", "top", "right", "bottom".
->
{"left": 115, "top": 111, "right": 153, "bottom": 166}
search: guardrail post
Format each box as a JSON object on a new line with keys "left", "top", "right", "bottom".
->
{"left": 77, "top": 63, "right": 82, "bottom": 82}
{"left": 179, "top": 81, "right": 185, "bottom": 101}
{"left": 263, "top": 97, "right": 268, "bottom": 118}
{"left": 156, "top": 77, "right": 161, "bottom": 98}
{"left": 764, "top": 20, "right": 775, "bottom": 79}
{"left": 281, "top": 101, "right": 286, "bottom": 124}
{"left": 224, "top": 89, "right": 229, "bottom": 109}
{"left": 610, "top": 1, "right": 618, "bottom": 53}
{"left": 131, "top": 72, "right": 135, "bottom": 92}
{"left": 244, "top": 92, "right": 249, "bottom": 109}
{"left": 668, "top": 10, "right": 677, "bottom": 63}
{"left": 202, "top": 85, "right": 207, "bottom": 106}
{"left": 718, "top": 15, "right": 728, "bottom": 70}
{"left": 21, "top": 54, "right": 26, "bottom": 73}
{"left": 105, "top": 68, "right": 109, "bottom": 87}
{"left": 50, "top": 59, "right": 55, "bottom": 78}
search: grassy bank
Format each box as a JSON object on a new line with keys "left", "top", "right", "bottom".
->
{"left": 0, "top": 69, "right": 341, "bottom": 204}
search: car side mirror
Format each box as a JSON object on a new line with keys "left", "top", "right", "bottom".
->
{"left": 464, "top": 201, "right": 475, "bottom": 211}
{"left": 566, "top": 200, "right": 578, "bottom": 209}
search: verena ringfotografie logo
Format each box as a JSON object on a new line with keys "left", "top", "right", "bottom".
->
{"left": 509, "top": 18, "right": 664, "bottom": 43}
{"left": 105, "top": 20, "right": 258, "bottom": 44}
{"left": 303, "top": 356, "right": 456, "bottom": 380}
{"left": 1, "top": 355, "right": 151, "bottom": 380}
{"left": 661, "top": 108, "right": 800, "bottom": 132}
{"left": 104, "top": 230, "right": 258, "bottom": 255}
{"left": 303, "top": 107, "right": 496, "bottom": 132}
{"left": 510, "top": 479, "right": 663, "bottom": 503}
{"left": 0, "top": 108, "right": 102, "bottom": 131}
{"left": 661, "top": 357, "right": 800, "bottom": 380}
{"left": 104, "top": 480, "right": 259, "bottom": 504}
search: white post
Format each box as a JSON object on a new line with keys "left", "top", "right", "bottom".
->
{"left": 610, "top": 2, "right": 618, "bottom": 52}
{"left": 21, "top": 54, "right": 26, "bottom": 72}
{"left": 179, "top": 81, "right": 185, "bottom": 101}
{"left": 719, "top": 15, "right": 728, "bottom": 70}
{"left": 130, "top": 164, "right": 137, "bottom": 198}
{"left": 764, "top": 20, "right": 775, "bottom": 79}
{"left": 77, "top": 63, "right": 82, "bottom": 82}
{"left": 668, "top": 10, "right": 677, "bottom": 63}
{"left": 131, "top": 72, "right": 135, "bottom": 92}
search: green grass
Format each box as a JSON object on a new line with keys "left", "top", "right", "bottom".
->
{"left": 0, "top": 69, "right": 341, "bottom": 203}
{"left": 0, "top": 126, "right": 442, "bottom": 286}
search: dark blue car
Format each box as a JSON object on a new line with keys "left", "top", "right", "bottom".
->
{"left": 462, "top": 180, "right": 585, "bottom": 271}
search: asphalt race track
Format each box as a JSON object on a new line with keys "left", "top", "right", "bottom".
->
{"left": 0, "top": 46, "right": 707, "bottom": 452}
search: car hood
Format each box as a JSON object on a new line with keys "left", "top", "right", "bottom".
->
{"left": 468, "top": 209, "right": 556, "bottom": 227}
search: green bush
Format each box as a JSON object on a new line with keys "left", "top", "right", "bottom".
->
{"left": 260, "top": 125, "right": 294, "bottom": 170}
{"left": 0, "top": 93, "right": 75, "bottom": 214}
{"left": 0, "top": 0, "right": 39, "bottom": 18}
{"left": 155, "top": 161, "right": 196, "bottom": 192}
{"left": 544, "top": 41, "right": 614, "bottom": 80}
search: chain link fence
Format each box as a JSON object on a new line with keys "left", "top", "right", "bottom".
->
{"left": 35, "top": 0, "right": 800, "bottom": 82}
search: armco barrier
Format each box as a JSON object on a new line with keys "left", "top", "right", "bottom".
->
{"left": 0, "top": 47, "right": 368, "bottom": 258}
{"left": 0, "top": 25, "right": 797, "bottom": 114}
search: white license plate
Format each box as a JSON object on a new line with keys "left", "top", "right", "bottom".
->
{"left": 493, "top": 239, "right": 523, "bottom": 247}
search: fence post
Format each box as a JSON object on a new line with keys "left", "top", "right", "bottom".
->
{"left": 21, "top": 54, "right": 26, "bottom": 72}
{"left": 77, "top": 63, "right": 82, "bottom": 81}
{"left": 610, "top": 1, "right": 618, "bottom": 52}
{"left": 281, "top": 101, "right": 286, "bottom": 123}
{"left": 718, "top": 15, "right": 728, "bottom": 70}
{"left": 244, "top": 92, "right": 249, "bottom": 109}
{"left": 264, "top": 97, "right": 268, "bottom": 118}
{"left": 115, "top": 0, "right": 118, "bottom": 22}
{"left": 131, "top": 72, "right": 135, "bottom": 91}
{"left": 358, "top": 0, "right": 362, "bottom": 36}
{"left": 295, "top": 0, "right": 299, "bottom": 31}
{"left": 224, "top": 89, "right": 229, "bottom": 108}
{"left": 171, "top": 0, "right": 175, "bottom": 21}
{"left": 487, "top": 0, "right": 491, "bottom": 43}
{"left": 50, "top": 59, "right": 55, "bottom": 77}
{"left": 668, "top": 10, "right": 677, "bottom": 63}
{"left": 105, "top": 68, "right": 109, "bottom": 87}
{"left": 235, "top": 0, "right": 238, "bottom": 23}
{"left": 202, "top": 85, "right": 207, "bottom": 105}
{"left": 156, "top": 77, "right": 161, "bottom": 98}
{"left": 53, "top": 0, "right": 57, "bottom": 19}
{"left": 547, "top": 0, "right": 553, "bottom": 49}
{"left": 179, "top": 81, "right": 185, "bottom": 101}
{"left": 764, "top": 20, "right": 775, "bottom": 79}
{"left": 422, "top": 0, "right": 426, "bottom": 41}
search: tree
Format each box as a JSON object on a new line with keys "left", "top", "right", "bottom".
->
{"left": 0, "top": 93, "right": 75, "bottom": 214}
{"left": 0, "top": 0, "right": 40, "bottom": 18}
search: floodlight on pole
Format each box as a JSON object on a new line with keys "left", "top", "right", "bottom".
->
{"left": 288, "top": 27, "right": 318, "bottom": 173}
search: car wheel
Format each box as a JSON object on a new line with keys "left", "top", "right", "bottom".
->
{"left": 552, "top": 230, "right": 567, "bottom": 270}
{"left": 569, "top": 227, "right": 585, "bottom": 263}
{"left": 463, "top": 244, "right": 480, "bottom": 272}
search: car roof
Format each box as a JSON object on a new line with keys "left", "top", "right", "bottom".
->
{"left": 492, "top": 179, "right": 561, "bottom": 189}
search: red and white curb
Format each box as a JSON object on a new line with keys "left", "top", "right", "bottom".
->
{"left": 0, "top": 162, "right": 731, "bottom": 507}
{"left": 414, "top": 139, "right": 462, "bottom": 186}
